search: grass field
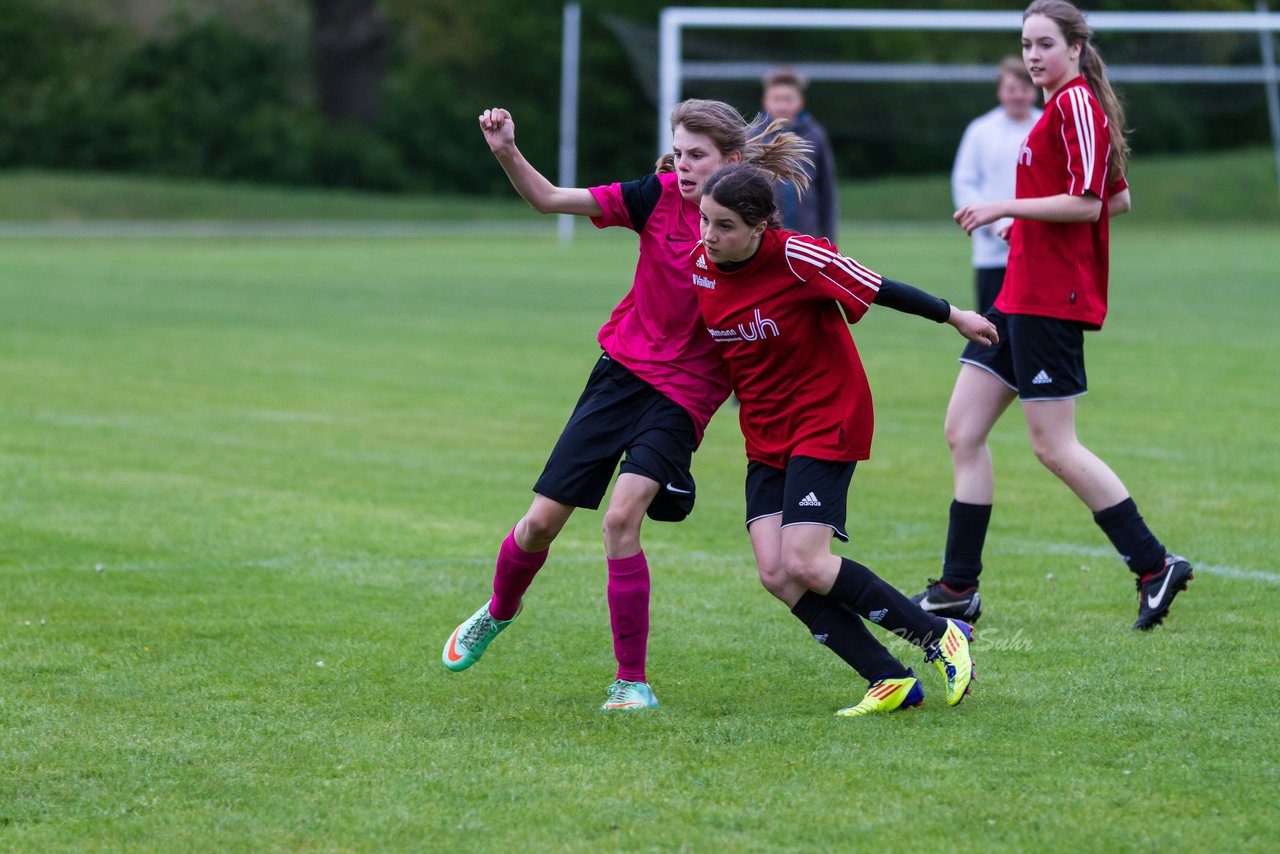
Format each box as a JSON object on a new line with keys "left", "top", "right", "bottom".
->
{"left": 1, "top": 208, "right": 1278, "bottom": 848}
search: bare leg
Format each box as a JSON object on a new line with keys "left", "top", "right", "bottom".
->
{"left": 778, "top": 523, "right": 843, "bottom": 595}
{"left": 945, "top": 364, "right": 1018, "bottom": 504}
{"left": 748, "top": 514, "right": 808, "bottom": 607}
{"left": 601, "top": 472, "right": 660, "bottom": 559}
{"left": 1022, "top": 398, "right": 1130, "bottom": 512}
{"left": 513, "top": 494, "right": 575, "bottom": 552}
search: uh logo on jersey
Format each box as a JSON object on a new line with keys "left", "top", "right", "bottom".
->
{"left": 1018, "top": 137, "right": 1033, "bottom": 167}
{"left": 707, "top": 308, "right": 780, "bottom": 343}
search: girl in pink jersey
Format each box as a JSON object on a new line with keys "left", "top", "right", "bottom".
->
{"left": 695, "top": 163, "right": 998, "bottom": 715}
{"left": 442, "top": 100, "right": 812, "bottom": 711}
{"left": 911, "top": 0, "right": 1194, "bottom": 630}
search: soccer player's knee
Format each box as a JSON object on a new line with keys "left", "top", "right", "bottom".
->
{"left": 945, "top": 417, "right": 978, "bottom": 454}
{"left": 757, "top": 560, "right": 788, "bottom": 597}
{"left": 521, "top": 512, "right": 562, "bottom": 546}
{"left": 601, "top": 507, "right": 641, "bottom": 544}
{"left": 1028, "top": 432, "right": 1066, "bottom": 470}
{"left": 781, "top": 553, "right": 825, "bottom": 590}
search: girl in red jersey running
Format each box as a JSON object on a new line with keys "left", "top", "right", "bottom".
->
{"left": 910, "top": 0, "right": 1194, "bottom": 631}
{"left": 694, "top": 163, "right": 998, "bottom": 716}
{"left": 442, "top": 101, "right": 812, "bottom": 711}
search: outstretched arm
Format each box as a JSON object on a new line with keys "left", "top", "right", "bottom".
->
{"left": 875, "top": 279, "right": 998, "bottom": 346}
{"left": 945, "top": 304, "right": 999, "bottom": 346}
{"left": 953, "top": 192, "right": 1103, "bottom": 236}
{"left": 480, "top": 108, "right": 602, "bottom": 217}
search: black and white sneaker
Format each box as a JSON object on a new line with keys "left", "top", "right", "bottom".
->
{"left": 909, "top": 579, "right": 982, "bottom": 623}
{"left": 1133, "top": 553, "right": 1194, "bottom": 631}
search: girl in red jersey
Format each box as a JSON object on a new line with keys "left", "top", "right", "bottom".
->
{"left": 694, "top": 163, "right": 998, "bottom": 715}
{"left": 910, "top": 0, "right": 1194, "bottom": 631}
{"left": 442, "top": 101, "right": 813, "bottom": 711}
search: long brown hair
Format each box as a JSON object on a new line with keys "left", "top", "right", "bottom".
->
{"left": 1024, "top": 0, "right": 1129, "bottom": 180}
{"left": 656, "top": 99, "right": 813, "bottom": 191}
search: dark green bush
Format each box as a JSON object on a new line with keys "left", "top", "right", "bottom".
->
{"left": 0, "top": 11, "right": 407, "bottom": 190}
{"left": 0, "top": 0, "right": 1273, "bottom": 194}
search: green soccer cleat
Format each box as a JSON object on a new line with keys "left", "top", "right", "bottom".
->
{"left": 601, "top": 679, "right": 660, "bottom": 711}
{"left": 441, "top": 600, "right": 520, "bottom": 672}
{"left": 924, "top": 619, "right": 975, "bottom": 706}
{"left": 835, "top": 670, "right": 924, "bottom": 717}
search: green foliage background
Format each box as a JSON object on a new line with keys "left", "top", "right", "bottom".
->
{"left": 1, "top": 0, "right": 1275, "bottom": 192}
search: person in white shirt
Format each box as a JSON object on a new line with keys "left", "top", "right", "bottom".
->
{"left": 951, "top": 57, "right": 1042, "bottom": 313}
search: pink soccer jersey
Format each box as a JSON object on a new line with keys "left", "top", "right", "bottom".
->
{"left": 997, "top": 76, "right": 1128, "bottom": 329}
{"left": 588, "top": 171, "right": 731, "bottom": 441}
{"left": 692, "top": 230, "right": 882, "bottom": 469}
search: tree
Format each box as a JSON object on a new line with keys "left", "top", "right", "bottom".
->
{"left": 312, "top": 0, "right": 388, "bottom": 128}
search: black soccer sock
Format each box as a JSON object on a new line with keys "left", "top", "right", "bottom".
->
{"left": 790, "top": 591, "right": 907, "bottom": 682}
{"left": 1093, "top": 497, "right": 1166, "bottom": 576}
{"left": 829, "top": 558, "right": 949, "bottom": 649}
{"left": 941, "top": 500, "right": 992, "bottom": 589}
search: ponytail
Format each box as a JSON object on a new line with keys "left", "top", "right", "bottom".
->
{"left": 1079, "top": 42, "right": 1130, "bottom": 180}
{"left": 741, "top": 117, "right": 814, "bottom": 192}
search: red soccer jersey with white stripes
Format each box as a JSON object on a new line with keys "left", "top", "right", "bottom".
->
{"left": 996, "top": 76, "right": 1128, "bottom": 328}
{"left": 692, "top": 230, "right": 882, "bottom": 468}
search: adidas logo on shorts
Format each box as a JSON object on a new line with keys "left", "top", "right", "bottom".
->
{"left": 869, "top": 608, "right": 888, "bottom": 623}
{"left": 1032, "top": 370, "right": 1052, "bottom": 385}
{"left": 798, "top": 492, "right": 822, "bottom": 507}
{"left": 696, "top": 254, "right": 708, "bottom": 270}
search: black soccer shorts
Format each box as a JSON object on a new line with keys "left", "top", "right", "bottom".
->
{"left": 745, "top": 456, "right": 857, "bottom": 542}
{"left": 534, "top": 352, "right": 699, "bottom": 522}
{"left": 959, "top": 307, "right": 1088, "bottom": 400}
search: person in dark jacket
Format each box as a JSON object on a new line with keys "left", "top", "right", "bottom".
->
{"left": 761, "top": 67, "right": 839, "bottom": 242}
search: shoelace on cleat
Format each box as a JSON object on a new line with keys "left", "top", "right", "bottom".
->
{"left": 924, "top": 643, "right": 957, "bottom": 678}
{"left": 460, "top": 614, "right": 495, "bottom": 649}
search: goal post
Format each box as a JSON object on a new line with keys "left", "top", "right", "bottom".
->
{"left": 656, "top": 6, "right": 1280, "bottom": 196}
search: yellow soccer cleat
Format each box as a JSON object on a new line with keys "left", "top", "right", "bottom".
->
{"left": 835, "top": 670, "right": 924, "bottom": 717}
{"left": 925, "top": 619, "right": 975, "bottom": 706}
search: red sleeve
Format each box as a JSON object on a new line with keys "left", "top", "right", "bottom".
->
{"left": 1108, "top": 174, "right": 1129, "bottom": 196}
{"left": 782, "top": 234, "right": 882, "bottom": 325}
{"left": 1056, "top": 87, "right": 1109, "bottom": 198}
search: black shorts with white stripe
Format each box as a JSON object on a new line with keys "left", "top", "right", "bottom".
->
{"left": 535, "top": 352, "right": 698, "bottom": 522}
{"left": 959, "top": 307, "right": 1088, "bottom": 400}
{"left": 745, "top": 456, "right": 857, "bottom": 542}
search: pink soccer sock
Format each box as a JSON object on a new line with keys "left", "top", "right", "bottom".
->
{"left": 489, "top": 528, "right": 549, "bottom": 621}
{"left": 607, "top": 551, "right": 650, "bottom": 683}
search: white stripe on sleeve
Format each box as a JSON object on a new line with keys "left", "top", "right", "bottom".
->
{"left": 785, "top": 240, "right": 881, "bottom": 291}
